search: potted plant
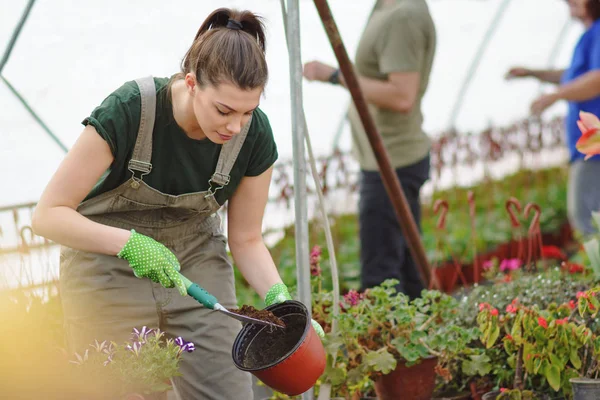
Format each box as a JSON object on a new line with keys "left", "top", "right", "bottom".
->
{"left": 320, "top": 279, "right": 478, "bottom": 400}
{"left": 67, "top": 327, "right": 195, "bottom": 399}
{"left": 569, "top": 287, "right": 600, "bottom": 399}
{"left": 478, "top": 298, "right": 590, "bottom": 399}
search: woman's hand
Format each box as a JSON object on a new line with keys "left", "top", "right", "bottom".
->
{"left": 118, "top": 230, "right": 187, "bottom": 296}
{"left": 265, "top": 283, "right": 325, "bottom": 339}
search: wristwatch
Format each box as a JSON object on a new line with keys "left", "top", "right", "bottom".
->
{"left": 328, "top": 69, "right": 341, "bottom": 85}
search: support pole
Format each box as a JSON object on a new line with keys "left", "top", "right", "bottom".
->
{"left": 286, "top": 2, "right": 314, "bottom": 398}
{"left": 312, "top": 0, "right": 436, "bottom": 288}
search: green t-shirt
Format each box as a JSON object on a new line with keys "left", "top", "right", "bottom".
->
{"left": 82, "top": 77, "right": 278, "bottom": 205}
{"left": 348, "top": 0, "right": 436, "bottom": 171}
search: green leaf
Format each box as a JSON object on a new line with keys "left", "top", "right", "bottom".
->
{"left": 486, "top": 324, "right": 500, "bottom": 349}
{"left": 545, "top": 363, "right": 561, "bottom": 391}
{"left": 324, "top": 366, "right": 346, "bottom": 386}
{"left": 570, "top": 349, "right": 582, "bottom": 369}
{"left": 462, "top": 354, "right": 492, "bottom": 377}
{"left": 365, "top": 349, "right": 397, "bottom": 374}
{"left": 583, "top": 238, "right": 600, "bottom": 280}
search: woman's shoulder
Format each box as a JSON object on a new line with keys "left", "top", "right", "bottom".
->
{"left": 105, "top": 76, "right": 170, "bottom": 106}
{"left": 249, "top": 107, "right": 273, "bottom": 135}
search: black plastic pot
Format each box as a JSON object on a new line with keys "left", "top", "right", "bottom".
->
{"left": 570, "top": 378, "right": 600, "bottom": 400}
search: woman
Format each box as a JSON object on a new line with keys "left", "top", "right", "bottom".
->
{"left": 32, "top": 8, "right": 322, "bottom": 400}
{"left": 506, "top": 0, "right": 600, "bottom": 235}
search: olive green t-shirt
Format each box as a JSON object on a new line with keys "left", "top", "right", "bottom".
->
{"left": 348, "top": 0, "right": 436, "bottom": 171}
{"left": 82, "top": 77, "right": 278, "bottom": 205}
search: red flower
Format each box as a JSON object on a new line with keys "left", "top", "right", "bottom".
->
{"left": 556, "top": 317, "right": 569, "bottom": 325}
{"left": 538, "top": 317, "right": 548, "bottom": 329}
{"left": 505, "top": 334, "right": 513, "bottom": 341}
{"left": 500, "top": 388, "right": 508, "bottom": 393}
{"left": 569, "top": 300, "right": 577, "bottom": 310}
{"left": 542, "top": 245, "right": 567, "bottom": 261}
{"left": 479, "top": 303, "right": 490, "bottom": 312}
{"left": 502, "top": 274, "right": 512, "bottom": 283}
{"left": 568, "top": 263, "right": 585, "bottom": 274}
{"left": 506, "top": 304, "right": 517, "bottom": 314}
{"left": 491, "top": 308, "right": 499, "bottom": 316}
{"left": 577, "top": 291, "right": 589, "bottom": 299}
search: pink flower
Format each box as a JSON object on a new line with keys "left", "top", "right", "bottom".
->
{"left": 343, "top": 290, "right": 362, "bottom": 306}
{"left": 576, "top": 111, "right": 600, "bottom": 160}
{"left": 479, "top": 303, "right": 490, "bottom": 312}
{"left": 482, "top": 260, "right": 494, "bottom": 270}
{"left": 499, "top": 258, "right": 522, "bottom": 272}
{"left": 538, "top": 317, "right": 548, "bottom": 329}
{"left": 491, "top": 308, "right": 499, "bottom": 316}
{"left": 500, "top": 388, "right": 508, "bottom": 393}
{"left": 506, "top": 304, "right": 517, "bottom": 314}
{"left": 309, "top": 245, "right": 322, "bottom": 277}
{"left": 577, "top": 291, "right": 589, "bottom": 299}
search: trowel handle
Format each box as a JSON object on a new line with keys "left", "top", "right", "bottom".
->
{"left": 178, "top": 273, "right": 218, "bottom": 310}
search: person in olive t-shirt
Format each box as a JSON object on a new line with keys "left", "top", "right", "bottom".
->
{"left": 303, "top": 0, "right": 436, "bottom": 298}
{"left": 32, "top": 8, "right": 323, "bottom": 400}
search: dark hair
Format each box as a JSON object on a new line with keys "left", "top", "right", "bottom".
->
{"left": 588, "top": 0, "right": 600, "bottom": 21}
{"left": 173, "top": 8, "right": 268, "bottom": 90}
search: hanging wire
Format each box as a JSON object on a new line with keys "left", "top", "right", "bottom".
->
{"left": 2, "top": 76, "right": 68, "bottom": 153}
{"left": 1, "top": 0, "right": 68, "bottom": 153}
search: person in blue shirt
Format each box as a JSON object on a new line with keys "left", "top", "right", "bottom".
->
{"left": 506, "top": 0, "right": 600, "bottom": 235}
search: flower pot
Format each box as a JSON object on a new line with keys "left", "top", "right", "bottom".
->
{"left": 432, "top": 390, "right": 471, "bottom": 400}
{"left": 570, "top": 378, "right": 600, "bottom": 400}
{"left": 232, "top": 300, "right": 326, "bottom": 396}
{"left": 482, "top": 391, "right": 500, "bottom": 400}
{"left": 434, "top": 262, "right": 460, "bottom": 293}
{"left": 373, "top": 356, "right": 438, "bottom": 400}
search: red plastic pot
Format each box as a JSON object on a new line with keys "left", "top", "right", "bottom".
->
{"left": 232, "top": 300, "right": 326, "bottom": 396}
{"left": 374, "top": 356, "right": 438, "bottom": 400}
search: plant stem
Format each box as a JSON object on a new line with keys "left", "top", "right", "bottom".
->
{"left": 514, "top": 345, "right": 524, "bottom": 390}
{"left": 418, "top": 314, "right": 437, "bottom": 331}
{"left": 418, "top": 338, "right": 442, "bottom": 357}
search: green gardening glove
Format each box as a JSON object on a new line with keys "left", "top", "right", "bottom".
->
{"left": 117, "top": 230, "right": 187, "bottom": 296}
{"left": 265, "top": 283, "right": 325, "bottom": 339}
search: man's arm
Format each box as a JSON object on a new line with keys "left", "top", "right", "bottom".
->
{"left": 303, "top": 61, "right": 420, "bottom": 113}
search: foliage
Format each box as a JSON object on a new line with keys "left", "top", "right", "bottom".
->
{"left": 68, "top": 327, "right": 194, "bottom": 398}
{"left": 234, "top": 166, "right": 572, "bottom": 310}
{"left": 478, "top": 298, "right": 591, "bottom": 396}
{"left": 319, "top": 280, "right": 478, "bottom": 397}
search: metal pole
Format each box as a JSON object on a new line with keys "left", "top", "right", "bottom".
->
{"left": 0, "top": 0, "right": 36, "bottom": 75}
{"left": 286, "top": 2, "right": 313, "bottom": 398}
{"left": 312, "top": 0, "right": 436, "bottom": 289}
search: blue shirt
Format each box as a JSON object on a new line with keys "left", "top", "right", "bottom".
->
{"left": 562, "top": 19, "right": 600, "bottom": 162}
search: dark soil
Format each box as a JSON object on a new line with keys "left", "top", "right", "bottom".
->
{"left": 242, "top": 314, "right": 306, "bottom": 369}
{"left": 227, "top": 305, "right": 286, "bottom": 328}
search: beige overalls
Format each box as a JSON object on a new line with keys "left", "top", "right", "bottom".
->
{"left": 59, "top": 76, "right": 253, "bottom": 399}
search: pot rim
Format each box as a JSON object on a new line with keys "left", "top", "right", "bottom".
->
{"left": 569, "top": 377, "right": 600, "bottom": 384}
{"left": 232, "top": 300, "right": 311, "bottom": 372}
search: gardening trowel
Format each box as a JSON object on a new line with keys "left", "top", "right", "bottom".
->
{"left": 177, "top": 272, "right": 284, "bottom": 328}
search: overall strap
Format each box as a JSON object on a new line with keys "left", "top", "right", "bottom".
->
{"left": 128, "top": 76, "right": 157, "bottom": 184}
{"left": 207, "top": 115, "right": 253, "bottom": 197}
